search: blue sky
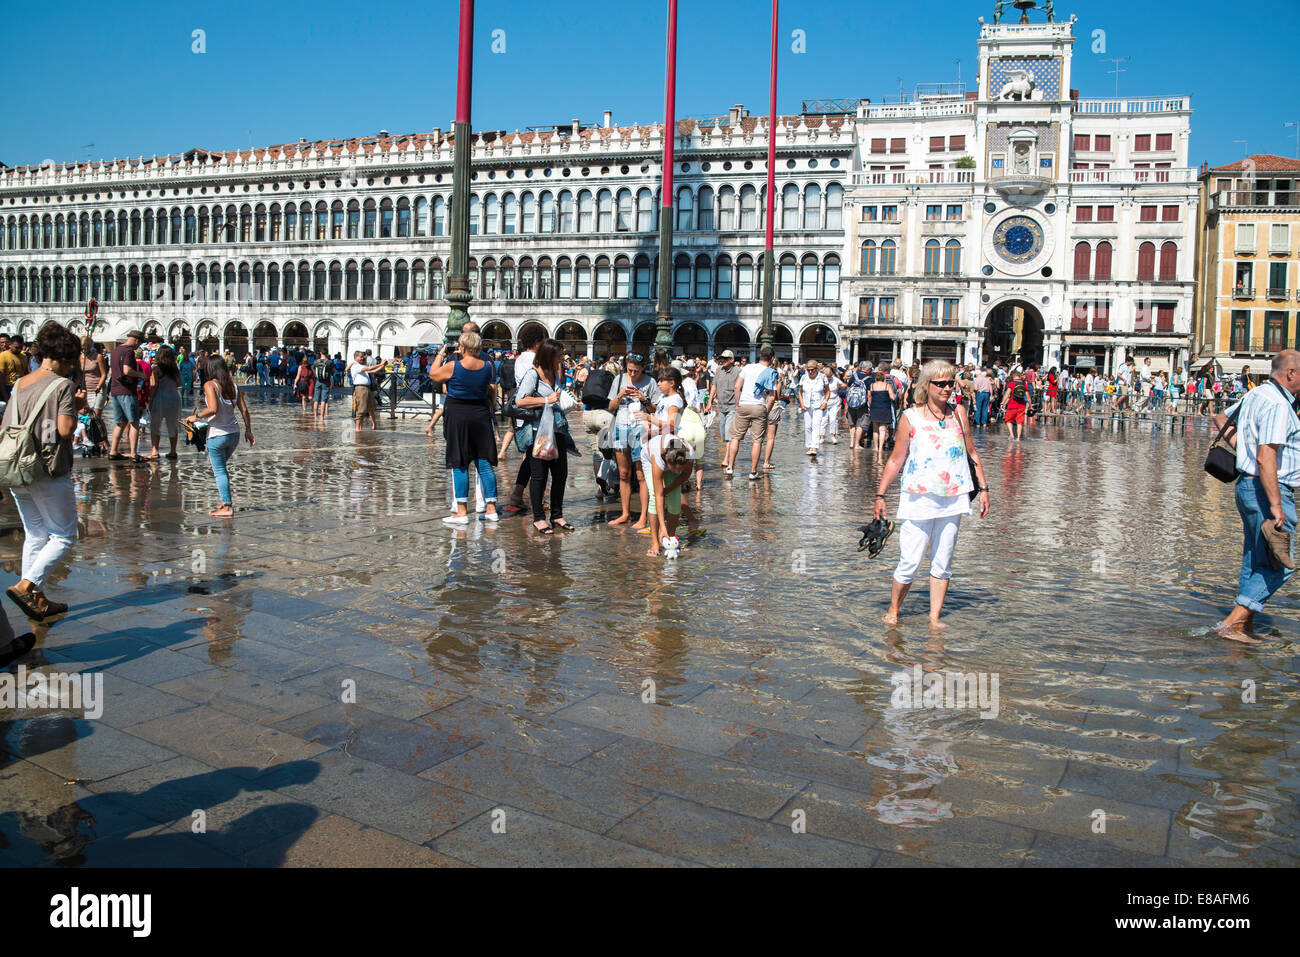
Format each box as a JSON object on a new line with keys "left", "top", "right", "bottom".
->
{"left": 2, "top": 0, "right": 1296, "bottom": 170}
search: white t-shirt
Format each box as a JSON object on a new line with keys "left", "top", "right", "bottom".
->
{"left": 890, "top": 370, "right": 909, "bottom": 394}
{"left": 800, "top": 373, "right": 829, "bottom": 407}
{"left": 514, "top": 351, "right": 535, "bottom": 385}
{"left": 653, "top": 393, "right": 684, "bottom": 436}
{"left": 737, "top": 363, "right": 777, "bottom": 407}
{"left": 349, "top": 362, "right": 370, "bottom": 386}
{"left": 641, "top": 433, "right": 697, "bottom": 469}
{"left": 682, "top": 376, "right": 700, "bottom": 411}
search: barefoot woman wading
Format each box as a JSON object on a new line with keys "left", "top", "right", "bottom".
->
{"left": 874, "top": 360, "right": 990, "bottom": 626}
{"left": 185, "top": 356, "right": 254, "bottom": 518}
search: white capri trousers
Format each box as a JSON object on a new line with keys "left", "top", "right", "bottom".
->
{"left": 893, "top": 515, "right": 962, "bottom": 585}
{"left": 10, "top": 474, "right": 78, "bottom": 590}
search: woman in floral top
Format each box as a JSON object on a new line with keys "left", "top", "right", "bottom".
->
{"left": 874, "top": 359, "right": 990, "bottom": 626}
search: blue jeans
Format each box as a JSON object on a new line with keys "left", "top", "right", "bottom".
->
{"left": 452, "top": 460, "right": 498, "bottom": 504}
{"left": 1235, "top": 476, "right": 1296, "bottom": 612}
{"left": 974, "top": 392, "right": 990, "bottom": 426}
{"left": 206, "top": 432, "right": 240, "bottom": 505}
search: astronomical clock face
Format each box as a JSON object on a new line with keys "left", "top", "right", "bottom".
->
{"left": 983, "top": 210, "right": 1054, "bottom": 277}
{"left": 992, "top": 216, "right": 1044, "bottom": 265}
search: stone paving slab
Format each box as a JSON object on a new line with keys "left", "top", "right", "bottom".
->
{"left": 125, "top": 706, "right": 328, "bottom": 779}
{"left": 274, "top": 704, "right": 483, "bottom": 774}
{"left": 2, "top": 717, "right": 179, "bottom": 784}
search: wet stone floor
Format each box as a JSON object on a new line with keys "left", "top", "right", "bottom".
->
{"left": 1, "top": 389, "right": 1297, "bottom": 867}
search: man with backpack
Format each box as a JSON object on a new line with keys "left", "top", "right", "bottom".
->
{"left": 312, "top": 350, "right": 334, "bottom": 418}
{"left": 1002, "top": 370, "right": 1029, "bottom": 440}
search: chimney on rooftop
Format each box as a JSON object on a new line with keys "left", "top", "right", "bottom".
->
{"left": 379, "top": 129, "right": 389, "bottom": 138}
{"left": 603, "top": 110, "right": 612, "bottom": 129}
{"left": 571, "top": 118, "right": 581, "bottom": 135}
{"left": 432, "top": 127, "right": 441, "bottom": 142}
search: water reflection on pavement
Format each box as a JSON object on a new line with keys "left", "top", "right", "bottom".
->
{"left": 0, "top": 393, "right": 1296, "bottom": 866}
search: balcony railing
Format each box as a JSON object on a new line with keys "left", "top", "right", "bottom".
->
{"left": 1230, "top": 337, "right": 1288, "bottom": 355}
{"left": 1213, "top": 189, "right": 1300, "bottom": 210}
{"left": 863, "top": 101, "right": 974, "bottom": 119}
{"left": 1268, "top": 286, "right": 1290, "bottom": 300}
{"left": 1233, "top": 286, "right": 1255, "bottom": 299}
{"left": 1068, "top": 168, "right": 1194, "bottom": 184}
{"left": 854, "top": 169, "right": 975, "bottom": 186}
{"left": 1074, "top": 97, "right": 1190, "bottom": 114}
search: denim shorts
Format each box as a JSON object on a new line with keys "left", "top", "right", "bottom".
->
{"left": 111, "top": 393, "right": 140, "bottom": 426}
{"left": 613, "top": 420, "right": 645, "bottom": 456}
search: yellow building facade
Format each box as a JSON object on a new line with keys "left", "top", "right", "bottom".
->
{"left": 1195, "top": 155, "right": 1300, "bottom": 372}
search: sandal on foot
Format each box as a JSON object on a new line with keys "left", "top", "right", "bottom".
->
{"left": 552, "top": 520, "right": 577, "bottom": 531}
{"left": 533, "top": 522, "right": 554, "bottom": 535}
{"left": 6, "top": 587, "right": 48, "bottom": 622}
{"left": 34, "top": 593, "right": 67, "bottom": 616}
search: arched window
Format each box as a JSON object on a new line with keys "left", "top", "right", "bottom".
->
{"left": 1159, "top": 242, "right": 1178, "bottom": 281}
{"left": 673, "top": 253, "right": 692, "bottom": 298}
{"left": 676, "top": 187, "right": 693, "bottom": 231}
{"left": 597, "top": 190, "right": 613, "bottom": 232}
{"left": 636, "top": 188, "right": 654, "bottom": 232}
{"left": 800, "top": 254, "right": 819, "bottom": 299}
{"left": 694, "top": 254, "right": 712, "bottom": 299}
{"left": 781, "top": 184, "right": 800, "bottom": 230}
{"left": 779, "top": 254, "right": 798, "bottom": 299}
{"left": 698, "top": 186, "right": 715, "bottom": 230}
{"left": 413, "top": 259, "right": 427, "bottom": 299}
{"left": 615, "top": 189, "right": 632, "bottom": 231}
{"left": 540, "top": 192, "right": 555, "bottom": 232}
{"left": 361, "top": 261, "right": 375, "bottom": 299}
{"left": 502, "top": 193, "right": 517, "bottom": 234}
{"left": 1073, "top": 242, "right": 1092, "bottom": 280}
{"left": 1095, "top": 241, "right": 1113, "bottom": 281}
{"left": 282, "top": 261, "right": 295, "bottom": 300}
{"left": 171, "top": 209, "right": 183, "bottom": 244}
{"left": 395, "top": 260, "right": 409, "bottom": 300}
{"left": 823, "top": 255, "right": 841, "bottom": 300}
{"left": 378, "top": 260, "right": 393, "bottom": 299}
{"left": 880, "top": 240, "right": 897, "bottom": 276}
{"left": 826, "top": 184, "right": 843, "bottom": 230}
{"left": 432, "top": 196, "right": 447, "bottom": 236}
{"left": 414, "top": 197, "right": 428, "bottom": 236}
{"left": 715, "top": 255, "right": 733, "bottom": 300}
{"left": 924, "top": 239, "right": 942, "bottom": 276}
{"left": 396, "top": 198, "right": 411, "bottom": 237}
{"left": 558, "top": 191, "right": 574, "bottom": 231}
{"left": 718, "top": 186, "right": 736, "bottom": 230}
{"left": 573, "top": 257, "right": 590, "bottom": 298}
{"left": 944, "top": 240, "right": 962, "bottom": 276}
{"left": 1137, "top": 242, "right": 1156, "bottom": 281}
{"left": 379, "top": 199, "right": 394, "bottom": 238}
{"left": 578, "top": 190, "right": 595, "bottom": 232}
{"left": 556, "top": 257, "right": 573, "bottom": 297}
{"left": 329, "top": 262, "right": 342, "bottom": 300}
{"left": 803, "top": 183, "right": 821, "bottom": 229}
{"left": 312, "top": 262, "right": 326, "bottom": 300}
{"left": 468, "top": 195, "right": 480, "bottom": 236}
{"left": 860, "top": 240, "right": 877, "bottom": 275}
{"left": 521, "top": 192, "right": 536, "bottom": 233}
{"left": 345, "top": 261, "right": 358, "bottom": 299}
{"left": 740, "top": 185, "right": 758, "bottom": 230}
{"left": 634, "top": 253, "right": 653, "bottom": 298}
{"left": 268, "top": 263, "right": 280, "bottom": 301}
{"left": 484, "top": 193, "right": 499, "bottom": 234}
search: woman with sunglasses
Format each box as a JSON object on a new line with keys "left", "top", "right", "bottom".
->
{"left": 874, "top": 360, "right": 989, "bottom": 627}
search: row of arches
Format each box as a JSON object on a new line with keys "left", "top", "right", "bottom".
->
{"left": 0, "top": 251, "right": 842, "bottom": 305}
{"left": 0, "top": 181, "right": 846, "bottom": 252}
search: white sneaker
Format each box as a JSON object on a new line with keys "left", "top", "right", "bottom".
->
{"left": 481, "top": 511, "right": 500, "bottom": 522}
{"left": 442, "top": 514, "right": 470, "bottom": 526}
{"left": 748, "top": 472, "right": 759, "bottom": 481}
{"left": 725, "top": 467, "right": 734, "bottom": 475}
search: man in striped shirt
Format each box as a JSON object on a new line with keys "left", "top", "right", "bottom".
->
{"left": 1215, "top": 350, "right": 1300, "bottom": 642}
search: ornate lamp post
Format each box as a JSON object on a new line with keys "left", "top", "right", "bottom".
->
{"left": 759, "top": 0, "right": 779, "bottom": 352}
{"left": 446, "top": 0, "right": 475, "bottom": 347}
{"left": 654, "top": 0, "right": 679, "bottom": 351}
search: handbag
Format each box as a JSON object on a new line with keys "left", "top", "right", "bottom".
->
{"left": 1205, "top": 408, "right": 1241, "bottom": 483}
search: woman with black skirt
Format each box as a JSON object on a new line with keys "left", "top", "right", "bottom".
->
{"left": 514, "top": 338, "right": 575, "bottom": 535}
{"left": 429, "top": 331, "right": 500, "bottom": 525}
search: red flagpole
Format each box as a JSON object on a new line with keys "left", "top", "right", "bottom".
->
{"left": 655, "top": 0, "right": 679, "bottom": 348}
{"left": 760, "top": 0, "right": 779, "bottom": 350}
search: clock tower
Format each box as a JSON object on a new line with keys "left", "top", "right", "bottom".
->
{"left": 975, "top": 2, "right": 1076, "bottom": 365}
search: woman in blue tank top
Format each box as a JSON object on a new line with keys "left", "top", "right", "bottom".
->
{"left": 429, "top": 331, "right": 499, "bottom": 524}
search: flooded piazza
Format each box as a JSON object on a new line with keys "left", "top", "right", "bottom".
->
{"left": 0, "top": 394, "right": 1297, "bottom": 867}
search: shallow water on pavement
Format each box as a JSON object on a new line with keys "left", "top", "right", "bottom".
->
{"left": 2, "top": 390, "right": 1297, "bottom": 866}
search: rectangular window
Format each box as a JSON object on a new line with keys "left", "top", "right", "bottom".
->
{"left": 380, "top": 209, "right": 393, "bottom": 238}
{"left": 871, "top": 138, "right": 886, "bottom": 153}
{"left": 1074, "top": 134, "right": 1090, "bottom": 152}
{"left": 1076, "top": 206, "right": 1093, "bottom": 222}
{"left": 397, "top": 207, "right": 410, "bottom": 237}
{"left": 316, "top": 211, "right": 327, "bottom": 241}
{"left": 861, "top": 205, "right": 877, "bottom": 222}
{"left": 1271, "top": 223, "right": 1291, "bottom": 253}
{"left": 737, "top": 264, "right": 754, "bottom": 299}
{"left": 1093, "top": 301, "right": 1110, "bottom": 331}
{"left": 801, "top": 263, "right": 818, "bottom": 299}
{"left": 717, "top": 263, "right": 733, "bottom": 300}
{"left": 926, "top": 205, "right": 942, "bottom": 221}
{"left": 1237, "top": 223, "right": 1257, "bottom": 253}
{"left": 890, "top": 138, "right": 906, "bottom": 154}
{"left": 347, "top": 209, "right": 359, "bottom": 238}
{"left": 1161, "top": 205, "right": 1179, "bottom": 222}
{"left": 1071, "top": 301, "right": 1089, "bottom": 330}
{"left": 1134, "top": 302, "right": 1153, "bottom": 332}
{"left": 921, "top": 297, "right": 938, "bottom": 323}
{"left": 1094, "top": 135, "right": 1111, "bottom": 151}
{"left": 1140, "top": 206, "right": 1158, "bottom": 222}
{"left": 695, "top": 265, "right": 712, "bottom": 299}
{"left": 635, "top": 265, "right": 651, "bottom": 299}
{"left": 882, "top": 205, "right": 899, "bottom": 222}
{"left": 1133, "top": 134, "right": 1151, "bottom": 152}
{"left": 947, "top": 204, "right": 962, "bottom": 221}
{"left": 1231, "top": 310, "right": 1250, "bottom": 351}
{"left": 1269, "top": 261, "right": 1289, "bottom": 297}
{"left": 1157, "top": 303, "right": 1176, "bottom": 333}
{"left": 943, "top": 298, "right": 960, "bottom": 325}
{"left": 859, "top": 298, "right": 875, "bottom": 323}
{"left": 1097, "top": 205, "right": 1115, "bottom": 222}
{"left": 674, "top": 264, "right": 691, "bottom": 299}
{"left": 575, "top": 266, "right": 591, "bottom": 298}
{"left": 595, "top": 266, "right": 610, "bottom": 298}
{"left": 824, "top": 264, "right": 839, "bottom": 301}
{"left": 333, "top": 210, "right": 344, "bottom": 239}
{"left": 879, "top": 296, "right": 897, "bottom": 320}
{"left": 285, "top": 210, "right": 297, "bottom": 241}
{"left": 364, "top": 210, "right": 376, "bottom": 238}
{"left": 557, "top": 266, "right": 573, "bottom": 298}
{"left": 949, "top": 135, "right": 965, "bottom": 152}
{"left": 929, "top": 136, "right": 945, "bottom": 153}
{"left": 615, "top": 266, "right": 630, "bottom": 298}
{"left": 1156, "top": 133, "right": 1173, "bottom": 151}
{"left": 779, "top": 262, "right": 797, "bottom": 299}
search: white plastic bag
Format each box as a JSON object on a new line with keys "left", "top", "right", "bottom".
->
{"left": 533, "top": 408, "right": 559, "bottom": 460}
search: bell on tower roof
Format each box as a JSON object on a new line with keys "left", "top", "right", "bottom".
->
{"left": 993, "top": 0, "right": 1055, "bottom": 24}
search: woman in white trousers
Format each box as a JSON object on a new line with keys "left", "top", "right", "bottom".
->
{"left": 874, "top": 359, "right": 990, "bottom": 626}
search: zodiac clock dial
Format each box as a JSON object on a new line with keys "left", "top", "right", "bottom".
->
{"left": 992, "top": 216, "right": 1045, "bottom": 265}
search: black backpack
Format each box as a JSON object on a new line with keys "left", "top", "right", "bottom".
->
{"left": 582, "top": 368, "right": 615, "bottom": 408}
{"left": 498, "top": 358, "right": 516, "bottom": 395}
{"left": 1012, "top": 383, "right": 1027, "bottom": 404}
{"left": 313, "top": 358, "right": 331, "bottom": 383}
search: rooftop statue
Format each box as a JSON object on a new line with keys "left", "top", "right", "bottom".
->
{"left": 994, "top": 1, "right": 1055, "bottom": 23}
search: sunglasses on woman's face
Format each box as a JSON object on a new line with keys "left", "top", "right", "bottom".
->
{"left": 930, "top": 380, "right": 956, "bottom": 389}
